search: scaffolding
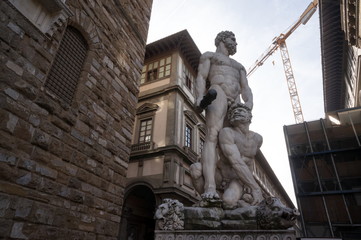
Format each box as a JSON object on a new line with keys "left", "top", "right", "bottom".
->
{"left": 284, "top": 107, "right": 361, "bottom": 238}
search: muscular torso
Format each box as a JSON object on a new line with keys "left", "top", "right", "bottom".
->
{"left": 232, "top": 130, "right": 260, "bottom": 158}
{"left": 217, "top": 127, "right": 261, "bottom": 180}
{"left": 208, "top": 52, "right": 245, "bottom": 100}
{"left": 219, "top": 127, "right": 261, "bottom": 159}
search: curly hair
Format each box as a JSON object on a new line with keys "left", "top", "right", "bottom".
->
{"left": 215, "top": 31, "right": 235, "bottom": 47}
{"left": 227, "top": 102, "right": 252, "bottom": 124}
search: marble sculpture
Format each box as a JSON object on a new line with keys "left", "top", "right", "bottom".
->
{"left": 155, "top": 31, "right": 299, "bottom": 231}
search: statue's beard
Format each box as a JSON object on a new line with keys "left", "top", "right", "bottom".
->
{"left": 226, "top": 42, "right": 237, "bottom": 55}
{"left": 230, "top": 115, "right": 251, "bottom": 125}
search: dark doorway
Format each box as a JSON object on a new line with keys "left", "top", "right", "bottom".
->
{"left": 119, "top": 185, "right": 156, "bottom": 240}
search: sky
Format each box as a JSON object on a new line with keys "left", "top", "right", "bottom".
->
{"left": 146, "top": 0, "right": 324, "bottom": 204}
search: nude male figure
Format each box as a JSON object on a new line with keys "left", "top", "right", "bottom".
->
{"left": 218, "top": 103, "right": 263, "bottom": 208}
{"left": 195, "top": 31, "right": 253, "bottom": 199}
{"left": 190, "top": 103, "right": 263, "bottom": 208}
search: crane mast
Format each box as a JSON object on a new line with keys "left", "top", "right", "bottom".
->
{"left": 279, "top": 42, "right": 304, "bottom": 123}
{"left": 247, "top": 0, "right": 318, "bottom": 124}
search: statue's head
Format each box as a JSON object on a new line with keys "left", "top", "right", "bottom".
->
{"left": 215, "top": 31, "right": 237, "bottom": 55}
{"left": 228, "top": 102, "right": 252, "bottom": 125}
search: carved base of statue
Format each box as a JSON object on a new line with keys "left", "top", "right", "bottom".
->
{"left": 154, "top": 197, "right": 299, "bottom": 231}
{"left": 154, "top": 230, "right": 297, "bottom": 240}
{"left": 154, "top": 198, "right": 298, "bottom": 240}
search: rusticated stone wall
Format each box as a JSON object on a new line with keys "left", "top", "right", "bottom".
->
{"left": 0, "top": 0, "right": 152, "bottom": 239}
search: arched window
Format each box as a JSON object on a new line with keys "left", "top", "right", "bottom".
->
{"left": 45, "top": 26, "right": 88, "bottom": 105}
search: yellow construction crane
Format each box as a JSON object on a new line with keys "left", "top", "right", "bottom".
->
{"left": 247, "top": 0, "right": 318, "bottom": 124}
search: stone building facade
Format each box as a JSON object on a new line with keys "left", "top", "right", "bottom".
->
{"left": 0, "top": 0, "right": 152, "bottom": 239}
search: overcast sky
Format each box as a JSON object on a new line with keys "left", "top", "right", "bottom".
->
{"left": 146, "top": 0, "right": 323, "bottom": 204}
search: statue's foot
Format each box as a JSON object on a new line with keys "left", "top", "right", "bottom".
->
{"left": 251, "top": 189, "right": 264, "bottom": 205}
{"left": 201, "top": 190, "right": 220, "bottom": 200}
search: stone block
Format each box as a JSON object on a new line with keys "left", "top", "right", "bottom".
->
{"left": 92, "top": 102, "right": 107, "bottom": 120}
{"left": 15, "top": 198, "right": 33, "bottom": 219}
{"left": 48, "top": 138, "right": 64, "bottom": 158}
{"left": 0, "top": 110, "right": 18, "bottom": 134}
{"left": 29, "top": 114, "right": 40, "bottom": 127}
{"left": 71, "top": 129, "right": 84, "bottom": 142}
{"left": 34, "top": 95, "right": 57, "bottom": 114}
{"left": 59, "top": 110, "right": 77, "bottom": 126}
{"left": 56, "top": 171, "right": 70, "bottom": 185}
{"left": 0, "top": 182, "right": 27, "bottom": 198}
{"left": 14, "top": 80, "right": 38, "bottom": 100}
{"left": 0, "top": 152, "right": 17, "bottom": 165}
{"left": 0, "top": 162, "right": 18, "bottom": 181}
{"left": 38, "top": 177, "right": 61, "bottom": 195}
{"left": 10, "top": 222, "right": 27, "bottom": 239}
{"left": 35, "top": 163, "right": 58, "bottom": 179}
{"left": 79, "top": 223, "right": 95, "bottom": 232}
{"left": 16, "top": 172, "right": 32, "bottom": 186}
{"left": 4, "top": 87, "right": 20, "bottom": 100}
{"left": 0, "top": 218, "right": 12, "bottom": 237}
{"left": 18, "top": 158, "right": 36, "bottom": 171}
{"left": 40, "top": 121, "right": 63, "bottom": 139}
{"left": 68, "top": 177, "right": 81, "bottom": 188}
{"left": 64, "top": 162, "right": 78, "bottom": 176}
{"left": 0, "top": 195, "right": 11, "bottom": 217}
{"left": 31, "top": 129, "right": 51, "bottom": 150}
{"left": 50, "top": 115, "right": 71, "bottom": 132}
{"left": 34, "top": 206, "right": 55, "bottom": 224}
{"left": 31, "top": 147, "right": 51, "bottom": 164}
{"left": 7, "top": 21, "right": 24, "bottom": 37}
{"left": 6, "top": 60, "right": 23, "bottom": 76}
{"left": 13, "top": 118, "right": 34, "bottom": 142}
{"left": 61, "top": 144, "right": 74, "bottom": 162}
{"left": 98, "top": 137, "right": 107, "bottom": 147}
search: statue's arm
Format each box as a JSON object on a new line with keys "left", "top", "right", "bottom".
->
{"left": 239, "top": 66, "right": 253, "bottom": 110}
{"left": 255, "top": 132, "right": 263, "bottom": 148}
{"left": 219, "top": 129, "right": 258, "bottom": 189}
{"left": 195, "top": 52, "right": 212, "bottom": 110}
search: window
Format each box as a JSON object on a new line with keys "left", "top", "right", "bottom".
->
{"left": 199, "top": 137, "right": 205, "bottom": 154}
{"left": 140, "top": 56, "right": 172, "bottom": 84}
{"left": 8, "top": 0, "right": 72, "bottom": 37}
{"left": 139, "top": 118, "right": 153, "bottom": 143}
{"left": 185, "top": 124, "right": 192, "bottom": 148}
{"left": 45, "top": 26, "right": 88, "bottom": 104}
{"left": 183, "top": 64, "right": 193, "bottom": 91}
{"left": 147, "top": 69, "right": 157, "bottom": 81}
{"left": 186, "top": 76, "right": 192, "bottom": 90}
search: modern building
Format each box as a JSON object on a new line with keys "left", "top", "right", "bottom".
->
{"left": 284, "top": 0, "right": 361, "bottom": 239}
{"left": 120, "top": 30, "right": 296, "bottom": 240}
{"left": 0, "top": 0, "right": 152, "bottom": 239}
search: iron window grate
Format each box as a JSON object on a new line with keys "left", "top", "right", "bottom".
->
{"left": 45, "top": 26, "right": 88, "bottom": 105}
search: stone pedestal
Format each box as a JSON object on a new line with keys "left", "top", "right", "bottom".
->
{"left": 154, "top": 230, "right": 296, "bottom": 240}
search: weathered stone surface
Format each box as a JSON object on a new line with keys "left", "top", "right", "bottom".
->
{"left": 154, "top": 230, "right": 297, "bottom": 240}
{"left": 0, "top": 0, "right": 152, "bottom": 239}
{"left": 160, "top": 197, "right": 299, "bottom": 231}
{"left": 184, "top": 207, "right": 224, "bottom": 221}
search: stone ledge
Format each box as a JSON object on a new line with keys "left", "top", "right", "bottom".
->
{"left": 155, "top": 229, "right": 296, "bottom": 240}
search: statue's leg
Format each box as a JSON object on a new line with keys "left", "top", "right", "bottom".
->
{"left": 190, "top": 162, "right": 204, "bottom": 195}
{"left": 201, "top": 85, "right": 227, "bottom": 199}
{"left": 228, "top": 157, "right": 264, "bottom": 205}
{"left": 222, "top": 180, "right": 242, "bottom": 209}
